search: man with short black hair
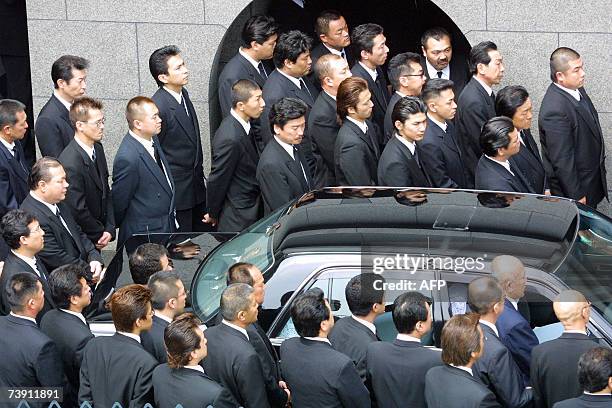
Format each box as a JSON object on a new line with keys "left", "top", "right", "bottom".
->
{"left": 40, "top": 264, "right": 94, "bottom": 408}
{"left": 35, "top": 55, "right": 89, "bottom": 157}
{"left": 310, "top": 10, "right": 354, "bottom": 87}
{"left": 129, "top": 242, "right": 172, "bottom": 285}
{"left": 420, "top": 27, "right": 470, "bottom": 96}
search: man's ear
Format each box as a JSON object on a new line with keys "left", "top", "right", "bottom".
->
{"left": 421, "top": 46, "right": 427, "bottom": 58}
{"left": 360, "top": 50, "right": 369, "bottom": 61}
{"left": 157, "top": 73, "right": 169, "bottom": 85}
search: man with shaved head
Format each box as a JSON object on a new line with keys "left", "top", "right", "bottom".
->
{"left": 530, "top": 290, "right": 599, "bottom": 408}
{"left": 492, "top": 255, "right": 539, "bottom": 385}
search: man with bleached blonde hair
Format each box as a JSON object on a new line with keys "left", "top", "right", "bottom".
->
{"left": 531, "top": 290, "right": 599, "bottom": 408}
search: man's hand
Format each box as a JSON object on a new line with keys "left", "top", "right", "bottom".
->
{"left": 279, "top": 381, "right": 291, "bottom": 402}
{"left": 96, "top": 231, "right": 113, "bottom": 249}
{"left": 90, "top": 261, "right": 104, "bottom": 283}
{"left": 578, "top": 196, "right": 587, "bottom": 204}
{"left": 544, "top": 189, "right": 551, "bottom": 196}
{"left": 202, "top": 213, "right": 217, "bottom": 227}
{"left": 171, "top": 242, "right": 200, "bottom": 258}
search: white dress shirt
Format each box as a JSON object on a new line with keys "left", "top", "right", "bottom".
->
{"left": 274, "top": 136, "right": 309, "bottom": 183}
{"left": 230, "top": 109, "right": 251, "bottom": 135}
{"left": 53, "top": 90, "right": 72, "bottom": 111}
{"left": 10, "top": 250, "right": 42, "bottom": 278}
{"left": 74, "top": 136, "right": 95, "bottom": 161}
{"left": 485, "top": 155, "right": 515, "bottom": 176}
{"left": 396, "top": 333, "right": 422, "bottom": 343}
{"left": 473, "top": 76, "right": 494, "bottom": 97}
{"left": 351, "top": 315, "right": 377, "bottom": 335}
{"left": 395, "top": 134, "right": 417, "bottom": 155}
{"left": 10, "top": 312, "right": 37, "bottom": 325}
{"left": 277, "top": 69, "right": 302, "bottom": 89}
{"left": 183, "top": 364, "right": 205, "bottom": 373}
{"left": 222, "top": 319, "right": 249, "bottom": 340}
{"left": 238, "top": 47, "right": 261, "bottom": 71}
{"left": 304, "top": 336, "right": 332, "bottom": 345}
{"left": 0, "top": 137, "right": 16, "bottom": 156}
{"left": 128, "top": 130, "right": 173, "bottom": 189}
{"left": 117, "top": 331, "right": 141, "bottom": 343}
{"left": 479, "top": 319, "right": 500, "bottom": 337}
{"left": 29, "top": 191, "right": 72, "bottom": 234}
{"left": 358, "top": 61, "right": 378, "bottom": 81}
{"left": 507, "top": 297, "right": 519, "bottom": 311}
{"left": 154, "top": 311, "right": 173, "bottom": 324}
{"left": 564, "top": 329, "right": 588, "bottom": 335}
{"left": 323, "top": 90, "right": 336, "bottom": 101}
{"left": 163, "top": 86, "right": 190, "bottom": 117}
{"left": 60, "top": 309, "right": 87, "bottom": 325}
{"left": 554, "top": 82, "right": 581, "bottom": 101}
{"left": 449, "top": 364, "right": 473, "bottom": 376}
{"left": 425, "top": 59, "right": 450, "bottom": 80}
{"left": 347, "top": 116, "right": 368, "bottom": 134}
{"left": 427, "top": 113, "right": 448, "bottom": 132}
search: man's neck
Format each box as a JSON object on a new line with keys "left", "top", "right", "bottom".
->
{"left": 156, "top": 309, "right": 175, "bottom": 321}
{"left": 228, "top": 320, "right": 249, "bottom": 330}
{"left": 164, "top": 83, "right": 183, "bottom": 94}
{"left": 322, "top": 86, "right": 337, "bottom": 97}
{"left": 234, "top": 109, "right": 251, "bottom": 123}
{"left": 360, "top": 59, "right": 378, "bottom": 71}
{"left": 479, "top": 314, "right": 497, "bottom": 325}
{"left": 562, "top": 323, "right": 587, "bottom": 333}
{"left": 398, "top": 133, "right": 417, "bottom": 144}
{"left": 347, "top": 114, "right": 365, "bottom": 124}
{"left": 427, "top": 111, "right": 447, "bottom": 125}
{"left": 323, "top": 42, "right": 343, "bottom": 52}
{"left": 241, "top": 47, "right": 260, "bottom": 63}
{"left": 359, "top": 312, "right": 378, "bottom": 324}
{"left": 475, "top": 74, "right": 493, "bottom": 88}
{"left": 0, "top": 133, "right": 15, "bottom": 145}
{"left": 31, "top": 190, "right": 57, "bottom": 205}
{"left": 13, "top": 247, "right": 37, "bottom": 259}
{"left": 55, "top": 90, "right": 74, "bottom": 104}
{"left": 317, "top": 331, "right": 328, "bottom": 339}
{"left": 131, "top": 130, "right": 152, "bottom": 141}
{"left": 279, "top": 67, "right": 300, "bottom": 79}
{"left": 13, "top": 310, "right": 38, "bottom": 320}
{"left": 66, "top": 305, "right": 84, "bottom": 314}
{"left": 398, "top": 86, "right": 419, "bottom": 97}
{"left": 75, "top": 133, "right": 95, "bottom": 148}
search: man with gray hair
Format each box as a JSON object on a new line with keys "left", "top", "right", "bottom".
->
{"left": 202, "top": 283, "right": 271, "bottom": 408}
{"left": 492, "top": 255, "right": 539, "bottom": 385}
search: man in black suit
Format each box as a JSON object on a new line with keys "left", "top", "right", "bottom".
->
{"left": 129, "top": 242, "right": 173, "bottom": 284}
{"left": 496, "top": 85, "right": 549, "bottom": 195}
{"left": 205, "top": 79, "right": 264, "bottom": 232}
{"left": 425, "top": 314, "right": 501, "bottom": 408}
{"left": 335, "top": 76, "right": 380, "bottom": 185}
{"left": 257, "top": 98, "right": 312, "bottom": 214}
{"left": 58, "top": 96, "right": 115, "bottom": 251}
{"left": 141, "top": 271, "right": 187, "bottom": 363}
{"left": 469, "top": 277, "right": 533, "bottom": 408}
{"left": 309, "top": 54, "right": 352, "bottom": 187}
{"left": 202, "top": 283, "right": 271, "bottom": 408}
{"left": 281, "top": 288, "right": 370, "bottom": 407}
{"left": 0, "top": 209, "right": 54, "bottom": 317}
{"left": 0, "top": 99, "right": 30, "bottom": 259}
{"left": 420, "top": 79, "right": 473, "bottom": 188}
{"left": 40, "top": 264, "right": 94, "bottom": 408}
{"left": 553, "top": 348, "right": 611, "bottom": 408}
{"left": 378, "top": 96, "right": 432, "bottom": 187}
{"left": 366, "top": 291, "right": 442, "bottom": 408}
{"left": 384, "top": 52, "right": 426, "bottom": 143}
{"left": 153, "top": 313, "right": 236, "bottom": 408}
{"left": 475, "top": 117, "right": 536, "bottom": 194}
{"left": 539, "top": 47, "right": 607, "bottom": 207}
{"left": 329, "top": 273, "right": 384, "bottom": 381}
{"left": 112, "top": 97, "right": 177, "bottom": 253}
{"left": 456, "top": 41, "right": 505, "bottom": 175}
{"left": 79, "top": 284, "right": 157, "bottom": 408}
{"left": 35, "top": 55, "right": 89, "bottom": 158}
{"left": 351, "top": 23, "right": 390, "bottom": 148}
{"left": 0, "top": 273, "right": 63, "bottom": 398}
{"left": 20, "top": 158, "right": 103, "bottom": 277}
{"left": 150, "top": 46, "right": 207, "bottom": 233}
{"left": 420, "top": 27, "right": 470, "bottom": 97}
{"left": 531, "top": 290, "right": 600, "bottom": 408}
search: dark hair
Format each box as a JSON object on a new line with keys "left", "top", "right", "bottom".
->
{"left": 336, "top": 76, "right": 369, "bottom": 120}
{"left": 149, "top": 45, "right": 181, "bottom": 87}
{"left": 421, "top": 79, "right": 455, "bottom": 104}
{"left": 467, "top": 277, "right": 503, "bottom": 315}
{"left": 0, "top": 99, "right": 26, "bottom": 128}
{"left": 393, "top": 291, "right": 431, "bottom": 334}
{"left": 550, "top": 47, "right": 581, "bottom": 83}
{"left": 351, "top": 23, "right": 384, "bottom": 56}
{"left": 291, "top": 287, "right": 330, "bottom": 337}
{"left": 28, "top": 157, "right": 63, "bottom": 191}
{"left": 469, "top": 41, "right": 498, "bottom": 75}
{"left": 70, "top": 96, "right": 104, "bottom": 128}
{"left": 1, "top": 209, "right": 36, "bottom": 250}
{"left": 125, "top": 96, "right": 157, "bottom": 130}
{"left": 387, "top": 52, "right": 422, "bottom": 90}
{"left": 273, "top": 30, "right": 312, "bottom": 69}
{"left": 109, "top": 284, "right": 152, "bottom": 332}
{"left": 49, "top": 264, "right": 89, "bottom": 309}
{"left": 420, "top": 27, "right": 451, "bottom": 48}
{"left": 165, "top": 313, "right": 203, "bottom": 368}
{"left": 391, "top": 96, "right": 427, "bottom": 128}
{"left": 227, "top": 262, "right": 255, "bottom": 286}
{"left": 220, "top": 283, "right": 254, "bottom": 321}
{"left": 479, "top": 116, "right": 515, "bottom": 156}
{"left": 51, "top": 55, "right": 89, "bottom": 89}
{"left": 495, "top": 85, "right": 529, "bottom": 119}
{"left": 129, "top": 243, "right": 169, "bottom": 285}
{"left": 315, "top": 10, "right": 344, "bottom": 36}
{"left": 269, "top": 97, "right": 308, "bottom": 131}
{"left": 441, "top": 313, "right": 482, "bottom": 366}
{"left": 345, "top": 273, "right": 385, "bottom": 316}
{"left": 6, "top": 273, "right": 40, "bottom": 312}
{"left": 242, "top": 15, "right": 278, "bottom": 48}
{"left": 148, "top": 271, "right": 181, "bottom": 310}
{"left": 578, "top": 347, "right": 611, "bottom": 393}
{"left": 231, "top": 79, "right": 260, "bottom": 108}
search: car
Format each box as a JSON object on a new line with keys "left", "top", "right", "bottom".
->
{"left": 87, "top": 188, "right": 612, "bottom": 350}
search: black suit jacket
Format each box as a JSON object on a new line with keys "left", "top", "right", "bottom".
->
{"left": 280, "top": 337, "right": 371, "bottom": 408}
{"left": 553, "top": 394, "right": 612, "bottom": 408}
{"left": 473, "top": 323, "right": 533, "bottom": 408}
{"left": 152, "top": 87, "right": 206, "bottom": 212}
{"left": 153, "top": 364, "right": 236, "bottom": 408}
{"left": 511, "top": 129, "right": 548, "bottom": 194}
{"left": 351, "top": 62, "right": 390, "bottom": 148}
{"left": 538, "top": 84, "right": 607, "bottom": 206}
{"left": 334, "top": 119, "right": 380, "bottom": 186}
{"left": 531, "top": 332, "right": 600, "bottom": 408}
{"left": 383, "top": 92, "right": 403, "bottom": 144}
{"left": 256, "top": 138, "right": 312, "bottom": 214}
{"left": 456, "top": 77, "right": 497, "bottom": 174}
{"left": 140, "top": 315, "right": 169, "bottom": 364}
{"left": 40, "top": 309, "right": 94, "bottom": 408}
{"left": 35, "top": 94, "right": 74, "bottom": 158}
{"left": 366, "top": 339, "right": 442, "bottom": 408}
{"left": 309, "top": 43, "right": 356, "bottom": 90}
{"left": 207, "top": 114, "right": 261, "bottom": 232}
{"left": 378, "top": 135, "right": 432, "bottom": 187}
{"left": 420, "top": 118, "right": 473, "bottom": 188}
{"left": 329, "top": 316, "right": 378, "bottom": 381}
{"left": 58, "top": 139, "right": 115, "bottom": 244}
{"left": 420, "top": 55, "right": 471, "bottom": 97}
{"left": 0, "top": 139, "right": 28, "bottom": 216}
{"left": 20, "top": 194, "right": 102, "bottom": 273}
{"left": 79, "top": 333, "right": 157, "bottom": 408}
{"left": 475, "top": 156, "right": 536, "bottom": 194}
{"left": 425, "top": 365, "right": 501, "bottom": 408}
{"left": 201, "top": 323, "right": 270, "bottom": 408}
{"left": 308, "top": 91, "right": 340, "bottom": 187}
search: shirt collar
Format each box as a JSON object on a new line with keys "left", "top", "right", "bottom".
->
{"left": 154, "top": 311, "right": 173, "bottom": 324}
{"left": 304, "top": 336, "right": 332, "bottom": 345}
{"left": 29, "top": 191, "right": 59, "bottom": 215}
{"left": 485, "top": 155, "right": 514, "bottom": 176}
{"left": 278, "top": 68, "right": 302, "bottom": 89}
{"left": 583, "top": 392, "right": 612, "bottom": 396}
{"left": 553, "top": 82, "right": 581, "bottom": 101}
{"left": 507, "top": 297, "right": 519, "bottom": 311}
{"left": 0, "top": 137, "right": 15, "bottom": 153}
{"left": 60, "top": 309, "right": 87, "bottom": 325}
{"left": 230, "top": 109, "right": 251, "bottom": 135}
{"left": 395, "top": 90, "right": 406, "bottom": 98}
{"left": 10, "top": 250, "right": 38, "bottom": 272}
{"left": 222, "top": 319, "right": 249, "bottom": 340}
{"left": 346, "top": 116, "right": 368, "bottom": 134}
{"left": 163, "top": 86, "right": 183, "bottom": 105}
{"left": 10, "top": 311, "right": 38, "bottom": 325}
{"left": 129, "top": 130, "right": 154, "bottom": 150}
{"left": 53, "top": 90, "right": 72, "bottom": 111}
{"left": 564, "top": 329, "right": 588, "bottom": 335}
{"left": 351, "top": 315, "right": 377, "bottom": 335}
{"left": 427, "top": 113, "right": 448, "bottom": 132}
{"left": 473, "top": 76, "right": 494, "bottom": 97}
{"left": 322, "top": 43, "right": 344, "bottom": 57}
{"left": 323, "top": 90, "right": 337, "bottom": 101}
{"left": 425, "top": 59, "right": 450, "bottom": 80}
{"left": 395, "top": 133, "right": 416, "bottom": 155}
{"left": 117, "top": 331, "right": 142, "bottom": 343}
{"left": 183, "top": 364, "right": 205, "bottom": 373}
{"left": 396, "top": 333, "right": 421, "bottom": 343}
{"left": 274, "top": 135, "right": 295, "bottom": 160}
{"left": 238, "top": 47, "right": 261, "bottom": 71}
{"left": 358, "top": 61, "right": 378, "bottom": 81}
{"left": 449, "top": 364, "right": 473, "bottom": 376}
{"left": 74, "top": 136, "right": 95, "bottom": 161}
{"left": 479, "top": 319, "right": 499, "bottom": 337}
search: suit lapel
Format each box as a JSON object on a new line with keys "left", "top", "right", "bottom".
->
{"left": 394, "top": 137, "right": 429, "bottom": 185}
{"left": 274, "top": 141, "right": 308, "bottom": 191}
{"left": 346, "top": 120, "right": 377, "bottom": 158}
{"left": 51, "top": 95, "right": 73, "bottom": 128}
{"left": 238, "top": 53, "right": 266, "bottom": 87}
{"left": 73, "top": 141, "right": 103, "bottom": 191}
{"left": 127, "top": 135, "right": 173, "bottom": 196}
{"left": 0, "top": 142, "right": 29, "bottom": 183}
{"left": 161, "top": 89, "right": 197, "bottom": 146}
{"left": 576, "top": 88, "right": 603, "bottom": 141}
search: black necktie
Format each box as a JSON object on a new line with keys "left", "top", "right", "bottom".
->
{"left": 490, "top": 91, "right": 496, "bottom": 106}
{"left": 340, "top": 50, "right": 347, "bottom": 61}
{"left": 12, "top": 146, "right": 27, "bottom": 173}
{"left": 152, "top": 142, "right": 165, "bottom": 175}
{"left": 91, "top": 148, "right": 96, "bottom": 162}
{"left": 55, "top": 207, "right": 73, "bottom": 236}
{"left": 293, "top": 146, "right": 310, "bottom": 189}
{"left": 257, "top": 61, "right": 267, "bottom": 79}
{"left": 413, "top": 147, "right": 422, "bottom": 168}
{"left": 299, "top": 78, "right": 313, "bottom": 101}
{"left": 436, "top": 71, "right": 443, "bottom": 78}
{"left": 180, "top": 94, "right": 189, "bottom": 117}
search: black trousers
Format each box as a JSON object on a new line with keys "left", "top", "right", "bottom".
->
{"left": 175, "top": 201, "right": 212, "bottom": 233}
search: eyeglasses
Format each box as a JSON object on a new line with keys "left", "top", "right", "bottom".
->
{"left": 402, "top": 73, "right": 427, "bottom": 78}
{"left": 81, "top": 118, "right": 105, "bottom": 128}
{"left": 29, "top": 224, "right": 42, "bottom": 234}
